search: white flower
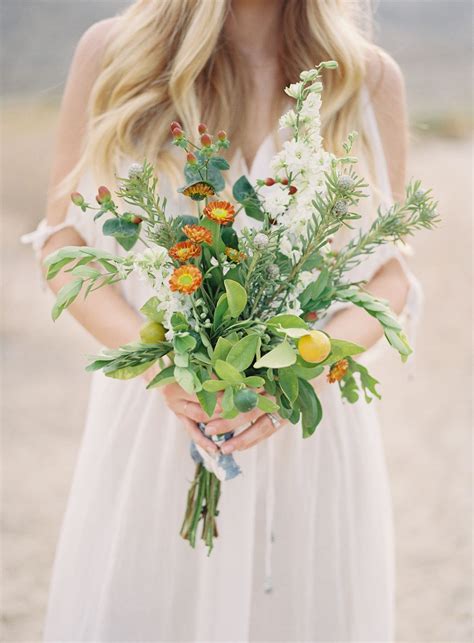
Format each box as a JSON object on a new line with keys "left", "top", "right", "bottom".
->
{"left": 284, "top": 81, "right": 304, "bottom": 99}
{"left": 279, "top": 109, "right": 298, "bottom": 131}
{"left": 262, "top": 187, "right": 291, "bottom": 218}
{"left": 299, "top": 69, "right": 319, "bottom": 83}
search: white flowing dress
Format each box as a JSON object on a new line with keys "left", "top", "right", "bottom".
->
{"left": 27, "top": 89, "right": 422, "bottom": 642}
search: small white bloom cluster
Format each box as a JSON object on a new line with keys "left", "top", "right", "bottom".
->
{"left": 132, "top": 247, "right": 193, "bottom": 336}
{"left": 261, "top": 67, "right": 335, "bottom": 255}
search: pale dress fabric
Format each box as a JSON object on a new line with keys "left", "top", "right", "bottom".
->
{"left": 34, "top": 88, "right": 422, "bottom": 642}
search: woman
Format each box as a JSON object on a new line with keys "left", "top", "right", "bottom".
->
{"left": 29, "top": 0, "right": 421, "bottom": 640}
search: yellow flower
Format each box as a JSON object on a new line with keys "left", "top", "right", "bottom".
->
{"left": 327, "top": 359, "right": 349, "bottom": 383}
{"left": 182, "top": 182, "right": 215, "bottom": 201}
{"left": 203, "top": 200, "right": 236, "bottom": 225}
{"left": 182, "top": 224, "right": 213, "bottom": 245}
{"left": 169, "top": 240, "right": 201, "bottom": 263}
{"left": 224, "top": 247, "right": 246, "bottom": 263}
{"left": 169, "top": 265, "right": 203, "bottom": 294}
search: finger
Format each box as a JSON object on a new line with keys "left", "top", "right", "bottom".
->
{"left": 204, "top": 406, "right": 265, "bottom": 436}
{"left": 174, "top": 400, "right": 213, "bottom": 425}
{"left": 220, "top": 415, "right": 278, "bottom": 454}
{"left": 176, "top": 415, "right": 219, "bottom": 455}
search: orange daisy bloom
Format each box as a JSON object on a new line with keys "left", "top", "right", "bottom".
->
{"left": 182, "top": 182, "right": 215, "bottom": 201}
{"left": 182, "top": 224, "right": 213, "bottom": 245}
{"left": 169, "top": 240, "right": 201, "bottom": 263}
{"left": 203, "top": 200, "right": 236, "bottom": 225}
{"left": 169, "top": 265, "right": 203, "bottom": 294}
{"left": 224, "top": 247, "right": 247, "bottom": 263}
{"left": 327, "top": 359, "right": 349, "bottom": 383}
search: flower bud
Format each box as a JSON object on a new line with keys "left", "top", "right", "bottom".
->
{"left": 264, "top": 177, "right": 275, "bottom": 186}
{"left": 288, "top": 185, "right": 298, "bottom": 195}
{"left": 71, "top": 192, "right": 84, "bottom": 206}
{"left": 128, "top": 163, "right": 143, "bottom": 179}
{"left": 320, "top": 60, "right": 338, "bottom": 70}
{"left": 200, "top": 133, "right": 212, "bottom": 147}
{"left": 198, "top": 123, "right": 207, "bottom": 135}
{"left": 170, "top": 121, "right": 181, "bottom": 133}
{"left": 334, "top": 199, "right": 348, "bottom": 216}
{"left": 186, "top": 152, "right": 197, "bottom": 164}
{"left": 304, "top": 311, "right": 318, "bottom": 322}
{"left": 267, "top": 264, "right": 280, "bottom": 279}
{"left": 217, "top": 130, "right": 227, "bottom": 141}
{"left": 253, "top": 232, "right": 269, "bottom": 249}
{"left": 96, "top": 186, "right": 111, "bottom": 204}
{"left": 338, "top": 175, "right": 354, "bottom": 191}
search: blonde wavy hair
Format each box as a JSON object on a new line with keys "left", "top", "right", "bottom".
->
{"left": 62, "top": 0, "right": 375, "bottom": 193}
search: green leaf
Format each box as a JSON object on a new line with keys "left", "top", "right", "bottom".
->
{"left": 202, "top": 379, "right": 229, "bottom": 392}
{"left": 174, "top": 352, "right": 189, "bottom": 367}
{"left": 212, "top": 336, "right": 233, "bottom": 363}
{"left": 209, "top": 156, "right": 230, "bottom": 170}
{"left": 221, "top": 226, "right": 239, "bottom": 250}
{"left": 254, "top": 341, "right": 296, "bottom": 369}
{"left": 257, "top": 395, "right": 279, "bottom": 413}
{"left": 234, "top": 388, "right": 258, "bottom": 412}
{"left": 299, "top": 269, "right": 330, "bottom": 307}
{"left": 221, "top": 386, "right": 234, "bottom": 414}
{"left": 297, "top": 379, "right": 323, "bottom": 438}
{"left": 232, "top": 175, "right": 264, "bottom": 221}
{"left": 146, "top": 365, "right": 175, "bottom": 389}
{"left": 293, "top": 358, "right": 324, "bottom": 380}
{"left": 243, "top": 375, "right": 265, "bottom": 388}
{"left": 273, "top": 325, "right": 309, "bottom": 339}
{"left": 102, "top": 217, "right": 140, "bottom": 251}
{"left": 140, "top": 297, "right": 165, "bottom": 323}
{"left": 214, "top": 359, "right": 244, "bottom": 384}
{"left": 197, "top": 389, "right": 218, "bottom": 418}
{"left": 174, "top": 333, "right": 197, "bottom": 353}
{"left": 224, "top": 279, "right": 247, "bottom": 318}
{"left": 266, "top": 314, "right": 308, "bottom": 331}
{"left": 174, "top": 366, "right": 202, "bottom": 394}
{"left": 52, "top": 278, "right": 83, "bottom": 320}
{"left": 212, "top": 294, "right": 229, "bottom": 329}
{"left": 106, "top": 360, "right": 156, "bottom": 380}
{"left": 226, "top": 334, "right": 260, "bottom": 371}
{"left": 170, "top": 312, "right": 189, "bottom": 332}
{"left": 69, "top": 265, "right": 102, "bottom": 280}
{"left": 319, "top": 338, "right": 366, "bottom": 366}
{"left": 278, "top": 368, "right": 299, "bottom": 403}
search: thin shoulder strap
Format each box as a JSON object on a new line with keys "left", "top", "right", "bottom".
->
{"left": 360, "top": 85, "right": 394, "bottom": 206}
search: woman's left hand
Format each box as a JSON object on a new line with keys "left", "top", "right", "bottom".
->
{"left": 204, "top": 405, "right": 288, "bottom": 455}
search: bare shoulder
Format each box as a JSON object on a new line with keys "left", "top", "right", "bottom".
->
{"left": 70, "top": 17, "right": 121, "bottom": 83}
{"left": 364, "top": 46, "right": 408, "bottom": 200}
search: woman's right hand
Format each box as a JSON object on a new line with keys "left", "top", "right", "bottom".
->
{"left": 160, "top": 382, "right": 220, "bottom": 455}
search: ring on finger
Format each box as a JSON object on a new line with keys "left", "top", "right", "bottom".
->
{"left": 267, "top": 412, "right": 284, "bottom": 431}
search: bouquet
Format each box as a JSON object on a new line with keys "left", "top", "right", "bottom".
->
{"left": 44, "top": 62, "right": 438, "bottom": 553}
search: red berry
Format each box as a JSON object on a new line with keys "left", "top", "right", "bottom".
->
{"left": 289, "top": 185, "right": 298, "bottom": 195}
{"left": 172, "top": 127, "right": 184, "bottom": 139}
{"left": 305, "top": 311, "right": 319, "bottom": 322}
{"left": 71, "top": 191, "right": 84, "bottom": 206}
{"left": 280, "top": 177, "right": 289, "bottom": 185}
{"left": 264, "top": 177, "right": 275, "bottom": 186}
{"left": 186, "top": 152, "right": 197, "bottom": 164}
{"left": 200, "top": 133, "right": 212, "bottom": 147}
{"left": 170, "top": 121, "right": 181, "bottom": 132}
{"left": 96, "top": 186, "right": 111, "bottom": 204}
{"left": 130, "top": 215, "right": 143, "bottom": 225}
{"left": 198, "top": 123, "right": 207, "bottom": 135}
{"left": 217, "top": 130, "right": 227, "bottom": 141}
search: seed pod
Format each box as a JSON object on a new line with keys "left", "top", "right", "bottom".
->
{"left": 280, "top": 177, "right": 289, "bottom": 186}
{"left": 288, "top": 185, "right": 298, "bottom": 195}
{"left": 71, "top": 192, "right": 84, "bottom": 206}
{"left": 217, "top": 130, "right": 227, "bottom": 141}
{"left": 96, "top": 186, "right": 111, "bottom": 204}
{"left": 200, "top": 133, "right": 212, "bottom": 147}
{"left": 186, "top": 152, "right": 197, "bottom": 164}
{"left": 170, "top": 121, "right": 181, "bottom": 132}
{"left": 264, "top": 177, "right": 275, "bottom": 186}
{"left": 198, "top": 123, "right": 207, "bottom": 135}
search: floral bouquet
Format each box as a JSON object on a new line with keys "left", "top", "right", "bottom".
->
{"left": 44, "top": 62, "right": 438, "bottom": 553}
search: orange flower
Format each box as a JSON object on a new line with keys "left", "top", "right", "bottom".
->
{"left": 225, "top": 247, "right": 246, "bottom": 263}
{"left": 327, "top": 359, "right": 349, "bottom": 383}
{"left": 182, "top": 182, "right": 215, "bottom": 200}
{"left": 203, "top": 200, "right": 236, "bottom": 225}
{"left": 183, "top": 224, "right": 213, "bottom": 245}
{"left": 169, "top": 240, "right": 201, "bottom": 263}
{"left": 169, "top": 265, "right": 203, "bottom": 294}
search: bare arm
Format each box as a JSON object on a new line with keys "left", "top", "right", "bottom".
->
{"left": 41, "top": 19, "right": 142, "bottom": 349}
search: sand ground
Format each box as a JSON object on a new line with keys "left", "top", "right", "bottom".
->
{"left": 1, "top": 104, "right": 472, "bottom": 642}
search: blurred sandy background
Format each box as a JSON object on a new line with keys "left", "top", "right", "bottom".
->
{"left": 1, "top": 1, "right": 472, "bottom": 641}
